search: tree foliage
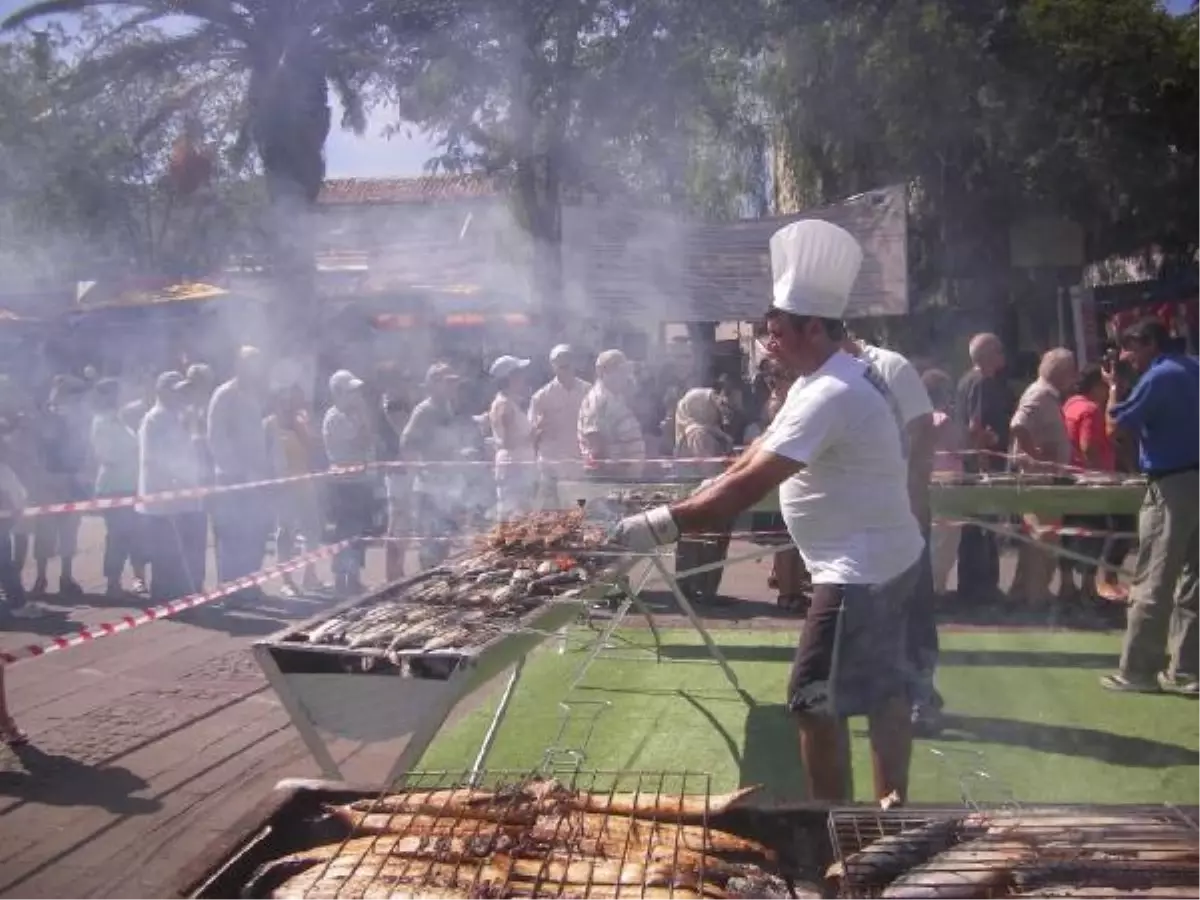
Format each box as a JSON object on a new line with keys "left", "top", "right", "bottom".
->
{"left": 382, "top": 0, "right": 766, "bottom": 307}
{"left": 765, "top": 0, "right": 1198, "bottom": 306}
{"left": 0, "top": 21, "right": 262, "bottom": 287}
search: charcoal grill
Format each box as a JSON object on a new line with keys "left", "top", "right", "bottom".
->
{"left": 255, "top": 549, "right": 631, "bottom": 785}
{"left": 175, "top": 770, "right": 831, "bottom": 900}
{"left": 827, "top": 805, "right": 1199, "bottom": 899}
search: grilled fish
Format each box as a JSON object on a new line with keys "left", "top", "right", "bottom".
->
{"left": 880, "top": 838, "right": 1034, "bottom": 898}
{"left": 545, "top": 783, "right": 758, "bottom": 820}
{"left": 826, "top": 817, "right": 965, "bottom": 886}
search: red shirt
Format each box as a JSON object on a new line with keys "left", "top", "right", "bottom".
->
{"left": 1062, "top": 395, "right": 1115, "bottom": 471}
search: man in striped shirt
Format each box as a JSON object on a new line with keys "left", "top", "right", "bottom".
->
{"left": 578, "top": 350, "right": 646, "bottom": 480}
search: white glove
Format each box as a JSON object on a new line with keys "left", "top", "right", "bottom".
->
{"left": 611, "top": 505, "right": 680, "bottom": 553}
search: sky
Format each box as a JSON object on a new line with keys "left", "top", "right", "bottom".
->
{"left": 1, "top": 0, "right": 1193, "bottom": 180}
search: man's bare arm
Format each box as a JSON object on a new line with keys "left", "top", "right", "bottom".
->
{"left": 670, "top": 446, "right": 802, "bottom": 534}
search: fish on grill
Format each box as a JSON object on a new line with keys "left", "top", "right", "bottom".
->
{"left": 826, "top": 817, "right": 966, "bottom": 887}
{"left": 879, "top": 838, "right": 1034, "bottom": 898}
{"left": 257, "top": 779, "right": 781, "bottom": 900}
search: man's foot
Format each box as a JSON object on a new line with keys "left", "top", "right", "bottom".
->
{"left": 130, "top": 577, "right": 148, "bottom": 595}
{"left": 1100, "top": 672, "right": 1161, "bottom": 693}
{"left": 59, "top": 577, "right": 83, "bottom": 597}
{"left": 30, "top": 577, "right": 47, "bottom": 597}
{"left": 0, "top": 717, "right": 28, "bottom": 747}
{"left": 1095, "top": 580, "right": 1128, "bottom": 603}
{"left": 301, "top": 572, "right": 328, "bottom": 593}
{"left": 1157, "top": 671, "right": 1199, "bottom": 697}
{"left": 9, "top": 602, "right": 49, "bottom": 619}
{"left": 278, "top": 582, "right": 299, "bottom": 599}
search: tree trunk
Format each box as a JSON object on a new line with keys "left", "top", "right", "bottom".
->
{"left": 252, "top": 62, "right": 330, "bottom": 365}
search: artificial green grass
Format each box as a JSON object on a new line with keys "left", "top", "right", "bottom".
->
{"left": 417, "top": 628, "right": 1199, "bottom": 805}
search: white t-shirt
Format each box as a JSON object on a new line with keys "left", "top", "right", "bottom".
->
{"left": 761, "top": 350, "right": 922, "bottom": 585}
{"left": 858, "top": 343, "right": 933, "bottom": 427}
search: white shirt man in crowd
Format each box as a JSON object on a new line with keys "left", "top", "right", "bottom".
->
{"left": 207, "top": 346, "right": 272, "bottom": 598}
{"left": 528, "top": 344, "right": 591, "bottom": 508}
{"left": 577, "top": 349, "right": 646, "bottom": 480}
{"left": 843, "top": 333, "right": 943, "bottom": 733}
{"left": 613, "top": 220, "right": 923, "bottom": 804}
{"left": 1009, "top": 347, "right": 1077, "bottom": 608}
{"left": 322, "top": 369, "right": 376, "bottom": 594}
{"left": 139, "top": 371, "right": 208, "bottom": 602}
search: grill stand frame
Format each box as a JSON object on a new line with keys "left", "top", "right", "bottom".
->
{"left": 253, "top": 571, "right": 594, "bottom": 784}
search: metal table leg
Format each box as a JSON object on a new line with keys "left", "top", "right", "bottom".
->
{"left": 647, "top": 553, "right": 742, "bottom": 693}
{"left": 468, "top": 657, "right": 526, "bottom": 785}
{"left": 253, "top": 644, "right": 343, "bottom": 779}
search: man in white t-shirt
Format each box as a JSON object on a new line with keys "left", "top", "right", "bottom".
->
{"left": 844, "top": 335, "right": 944, "bottom": 734}
{"left": 613, "top": 220, "right": 923, "bottom": 804}
{"left": 529, "top": 344, "right": 591, "bottom": 507}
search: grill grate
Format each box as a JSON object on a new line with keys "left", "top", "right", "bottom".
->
{"left": 827, "top": 806, "right": 1200, "bottom": 899}
{"left": 271, "top": 770, "right": 784, "bottom": 899}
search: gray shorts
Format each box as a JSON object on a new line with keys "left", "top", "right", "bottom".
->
{"left": 788, "top": 561, "right": 920, "bottom": 718}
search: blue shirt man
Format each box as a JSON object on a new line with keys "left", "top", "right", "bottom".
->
{"left": 1111, "top": 350, "right": 1199, "bottom": 476}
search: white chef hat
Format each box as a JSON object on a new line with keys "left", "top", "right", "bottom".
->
{"left": 769, "top": 220, "right": 863, "bottom": 319}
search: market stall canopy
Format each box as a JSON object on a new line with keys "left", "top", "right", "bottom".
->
{"left": 76, "top": 280, "right": 230, "bottom": 310}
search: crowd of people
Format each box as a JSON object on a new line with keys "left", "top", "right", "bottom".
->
{"left": 0, "top": 224, "right": 1195, "bottom": 759}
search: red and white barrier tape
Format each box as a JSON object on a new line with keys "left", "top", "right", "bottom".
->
{"left": 0, "top": 540, "right": 352, "bottom": 667}
{"left": 1, "top": 465, "right": 369, "bottom": 520}
{"left": 1, "top": 452, "right": 1141, "bottom": 521}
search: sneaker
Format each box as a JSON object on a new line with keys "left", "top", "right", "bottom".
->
{"left": 130, "top": 577, "right": 148, "bottom": 595}
{"left": 1100, "top": 672, "right": 1161, "bottom": 693}
{"left": 1158, "top": 672, "right": 1199, "bottom": 697}
{"left": 278, "top": 582, "right": 299, "bottom": 599}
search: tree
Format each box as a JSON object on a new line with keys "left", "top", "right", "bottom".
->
{"left": 765, "top": 0, "right": 1198, "bottom": 314}
{"left": 0, "top": 23, "right": 261, "bottom": 290}
{"left": 2, "top": 0, "right": 443, "bottom": 321}
{"left": 386, "top": 0, "right": 767, "bottom": 316}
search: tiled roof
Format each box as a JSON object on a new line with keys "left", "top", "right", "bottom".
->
{"left": 318, "top": 174, "right": 501, "bottom": 206}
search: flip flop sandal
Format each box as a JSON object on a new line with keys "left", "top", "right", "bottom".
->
{"left": 1100, "top": 673, "right": 1160, "bottom": 693}
{"left": 1158, "top": 672, "right": 1200, "bottom": 696}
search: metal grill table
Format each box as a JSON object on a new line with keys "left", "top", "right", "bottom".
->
{"left": 255, "top": 562, "right": 625, "bottom": 786}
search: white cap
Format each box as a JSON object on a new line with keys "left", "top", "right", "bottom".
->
{"left": 549, "top": 344, "right": 572, "bottom": 363}
{"left": 769, "top": 220, "right": 863, "bottom": 319}
{"left": 329, "top": 369, "right": 364, "bottom": 395}
{"left": 596, "top": 349, "right": 628, "bottom": 370}
{"left": 489, "top": 355, "right": 530, "bottom": 380}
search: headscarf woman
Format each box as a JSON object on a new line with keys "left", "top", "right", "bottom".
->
{"left": 488, "top": 356, "right": 537, "bottom": 521}
{"left": 672, "top": 388, "right": 733, "bottom": 603}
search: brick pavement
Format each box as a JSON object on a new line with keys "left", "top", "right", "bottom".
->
{"left": 0, "top": 517, "right": 1027, "bottom": 898}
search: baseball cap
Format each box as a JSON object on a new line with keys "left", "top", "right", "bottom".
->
{"left": 549, "top": 344, "right": 573, "bottom": 363}
{"left": 156, "top": 371, "right": 186, "bottom": 393}
{"left": 489, "top": 355, "right": 531, "bottom": 380}
{"left": 329, "top": 369, "right": 364, "bottom": 394}
{"left": 595, "top": 349, "right": 628, "bottom": 370}
{"left": 425, "top": 362, "right": 460, "bottom": 386}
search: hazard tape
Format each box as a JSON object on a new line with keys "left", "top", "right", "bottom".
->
{"left": 0, "top": 540, "right": 352, "bottom": 667}
{"left": 0, "top": 451, "right": 1138, "bottom": 521}
{"left": 0, "top": 466, "right": 369, "bottom": 520}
